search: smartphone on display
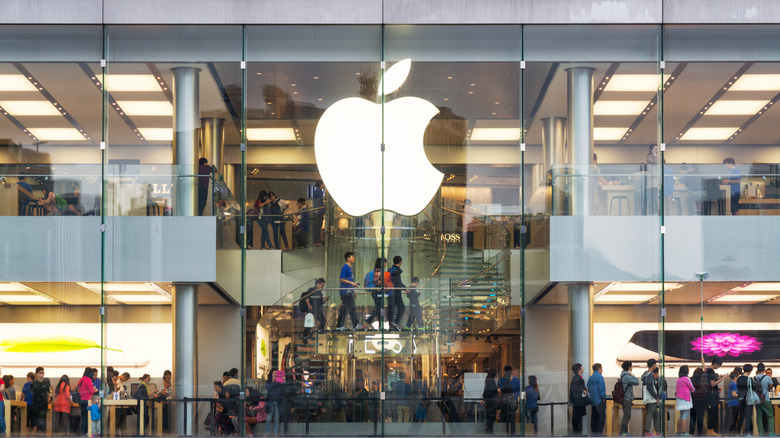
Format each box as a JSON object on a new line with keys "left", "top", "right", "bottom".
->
{"left": 617, "top": 330, "right": 780, "bottom": 366}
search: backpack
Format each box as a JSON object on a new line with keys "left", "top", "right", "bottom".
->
{"left": 756, "top": 375, "right": 768, "bottom": 403}
{"left": 746, "top": 376, "right": 761, "bottom": 406}
{"left": 364, "top": 271, "right": 376, "bottom": 288}
{"left": 612, "top": 379, "right": 626, "bottom": 403}
{"left": 55, "top": 194, "right": 67, "bottom": 211}
{"left": 298, "top": 288, "right": 314, "bottom": 313}
{"left": 383, "top": 272, "right": 394, "bottom": 289}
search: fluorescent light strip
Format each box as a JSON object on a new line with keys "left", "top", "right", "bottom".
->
{"left": 593, "top": 127, "right": 628, "bottom": 141}
{"left": 0, "top": 295, "right": 55, "bottom": 303}
{"left": 594, "top": 101, "right": 649, "bottom": 116}
{"left": 0, "top": 75, "right": 38, "bottom": 92}
{"left": 106, "top": 75, "right": 163, "bottom": 92}
{"left": 604, "top": 75, "right": 670, "bottom": 92}
{"left": 608, "top": 282, "right": 683, "bottom": 292}
{"left": 138, "top": 128, "right": 173, "bottom": 141}
{"left": 109, "top": 295, "right": 171, "bottom": 303}
{"left": 729, "top": 74, "right": 780, "bottom": 91}
{"left": 0, "top": 282, "right": 38, "bottom": 292}
{"left": 470, "top": 128, "right": 521, "bottom": 142}
{"left": 26, "top": 128, "right": 86, "bottom": 141}
{"left": 115, "top": 101, "right": 173, "bottom": 116}
{"left": 737, "top": 283, "right": 780, "bottom": 292}
{"left": 246, "top": 128, "right": 297, "bottom": 141}
{"left": 712, "top": 294, "right": 779, "bottom": 303}
{"left": 595, "top": 294, "right": 657, "bottom": 302}
{"left": 704, "top": 100, "right": 769, "bottom": 116}
{"left": 680, "top": 127, "right": 738, "bottom": 141}
{"left": 0, "top": 101, "right": 62, "bottom": 116}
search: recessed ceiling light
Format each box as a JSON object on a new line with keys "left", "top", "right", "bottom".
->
{"left": 0, "top": 75, "right": 37, "bottom": 91}
{"left": 594, "top": 101, "right": 649, "bottom": 116}
{"left": 593, "top": 127, "right": 628, "bottom": 141}
{"left": 604, "top": 75, "right": 669, "bottom": 92}
{"left": 105, "top": 75, "right": 161, "bottom": 92}
{"left": 594, "top": 294, "right": 657, "bottom": 302}
{"left": 0, "top": 295, "right": 55, "bottom": 303}
{"left": 246, "top": 128, "right": 297, "bottom": 141}
{"left": 704, "top": 100, "right": 769, "bottom": 115}
{"left": 26, "top": 128, "right": 85, "bottom": 141}
{"left": 730, "top": 74, "right": 780, "bottom": 91}
{"left": 470, "top": 128, "right": 521, "bottom": 142}
{"left": 0, "top": 101, "right": 61, "bottom": 116}
{"left": 680, "top": 127, "right": 738, "bottom": 141}
{"left": 115, "top": 101, "right": 173, "bottom": 116}
{"left": 712, "top": 294, "right": 779, "bottom": 303}
{"left": 313, "top": 76, "right": 319, "bottom": 79}
{"left": 137, "top": 128, "right": 173, "bottom": 141}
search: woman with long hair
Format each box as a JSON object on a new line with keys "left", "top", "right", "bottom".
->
{"left": 676, "top": 365, "right": 695, "bottom": 436}
{"left": 525, "top": 375, "right": 540, "bottom": 435}
{"left": 255, "top": 190, "right": 273, "bottom": 249}
{"left": 690, "top": 367, "right": 707, "bottom": 435}
{"left": 76, "top": 367, "right": 96, "bottom": 436}
{"left": 482, "top": 368, "right": 498, "bottom": 434}
{"left": 52, "top": 375, "right": 71, "bottom": 436}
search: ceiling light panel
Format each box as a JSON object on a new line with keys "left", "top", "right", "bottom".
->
{"left": 594, "top": 101, "right": 649, "bottom": 116}
{"left": 246, "top": 128, "right": 297, "bottom": 141}
{"left": 0, "top": 101, "right": 61, "bottom": 116}
{"left": 604, "top": 75, "right": 669, "bottom": 92}
{"left": 105, "top": 75, "right": 162, "bottom": 92}
{"left": 609, "top": 282, "right": 683, "bottom": 292}
{"left": 712, "top": 294, "right": 779, "bottom": 303}
{"left": 0, "top": 295, "right": 55, "bottom": 303}
{"left": 470, "top": 128, "right": 521, "bottom": 142}
{"left": 680, "top": 127, "right": 738, "bottom": 141}
{"left": 594, "top": 294, "right": 657, "bottom": 302}
{"left": 26, "top": 128, "right": 85, "bottom": 141}
{"left": 109, "top": 295, "right": 171, "bottom": 303}
{"left": 593, "top": 127, "right": 628, "bottom": 141}
{"left": 0, "top": 283, "right": 37, "bottom": 292}
{"left": 733, "top": 282, "right": 780, "bottom": 292}
{"left": 0, "top": 75, "right": 38, "bottom": 91}
{"left": 115, "top": 101, "right": 173, "bottom": 116}
{"left": 729, "top": 74, "right": 780, "bottom": 91}
{"left": 137, "top": 128, "right": 173, "bottom": 141}
{"left": 704, "top": 100, "right": 769, "bottom": 115}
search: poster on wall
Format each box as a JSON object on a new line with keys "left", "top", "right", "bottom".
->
{"left": 256, "top": 323, "right": 270, "bottom": 378}
{"left": 0, "top": 323, "right": 172, "bottom": 378}
{"left": 595, "top": 322, "right": 780, "bottom": 379}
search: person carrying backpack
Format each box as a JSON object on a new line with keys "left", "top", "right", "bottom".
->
{"left": 754, "top": 362, "right": 777, "bottom": 436}
{"left": 588, "top": 363, "right": 607, "bottom": 436}
{"left": 641, "top": 359, "right": 661, "bottom": 436}
{"left": 619, "top": 361, "right": 640, "bottom": 436}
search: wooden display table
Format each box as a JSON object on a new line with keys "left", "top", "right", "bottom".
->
{"left": 3, "top": 400, "right": 26, "bottom": 437}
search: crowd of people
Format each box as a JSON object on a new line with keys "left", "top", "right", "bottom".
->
{"left": 0, "top": 366, "right": 171, "bottom": 437}
{"left": 247, "top": 180, "right": 325, "bottom": 250}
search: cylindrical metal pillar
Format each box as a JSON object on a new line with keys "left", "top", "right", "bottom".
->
{"left": 542, "top": 117, "right": 567, "bottom": 214}
{"left": 172, "top": 67, "right": 200, "bottom": 217}
{"left": 569, "top": 282, "right": 593, "bottom": 432}
{"left": 173, "top": 284, "right": 198, "bottom": 436}
{"left": 566, "top": 67, "right": 595, "bottom": 216}
{"left": 200, "top": 117, "right": 225, "bottom": 172}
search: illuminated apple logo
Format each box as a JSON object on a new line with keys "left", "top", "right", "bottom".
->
{"left": 314, "top": 59, "right": 443, "bottom": 217}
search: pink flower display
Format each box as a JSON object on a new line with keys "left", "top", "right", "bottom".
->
{"left": 691, "top": 332, "right": 762, "bottom": 357}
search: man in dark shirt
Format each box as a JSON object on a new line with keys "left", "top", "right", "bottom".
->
{"left": 405, "top": 277, "right": 423, "bottom": 329}
{"left": 736, "top": 363, "right": 754, "bottom": 435}
{"left": 29, "top": 367, "right": 50, "bottom": 433}
{"left": 388, "top": 256, "right": 406, "bottom": 330}
{"left": 706, "top": 357, "right": 726, "bottom": 433}
{"left": 198, "top": 157, "right": 213, "bottom": 216}
{"left": 293, "top": 198, "right": 310, "bottom": 248}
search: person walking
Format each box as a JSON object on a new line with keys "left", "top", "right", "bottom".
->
{"left": 525, "top": 376, "right": 540, "bottom": 435}
{"left": 641, "top": 359, "right": 661, "bottom": 436}
{"left": 588, "top": 363, "right": 607, "bottom": 436}
{"left": 388, "top": 256, "right": 406, "bottom": 330}
{"left": 570, "top": 363, "right": 589, "bottom": 436}
{"left": 619, "top": 361, "right": 640, "bottom": 436}
{"left": 337, "top": 252, "right": 365, "bottom": 330}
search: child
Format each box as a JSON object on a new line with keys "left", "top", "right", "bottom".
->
{"left": 405, "top": 277, "right": 424, "bottom": 329}
{"left": 88, "top": 394, "right": 101, "bottom": 437}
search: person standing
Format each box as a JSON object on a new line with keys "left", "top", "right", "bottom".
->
{"left": 388, "top": 256, "right": 406, "bottom": 330}
{"left": 676, "top": 365, "right": 695, "bottom": 436}
{"left": 395, "top": 372, "right": 412, "bottom": 422}
{"left": 405, "top": 277, "right": 424, "bottom": 329}
{"left": 724, "top": 369, "right": 740, "bottom": 435}
{"left": 337, "top": 252, "right": 363, "bottom": 330}
{"left": 619, "top": 361, "right": 640, "bottom": 437}
{"left": 77, "top": 367, "right": 96, "bottom": 436}
{"left": 642, "top": 359, "right": 661, "bottom": 436}
{"left": 88, "top": 394, "right": 101, "bottom": 438}
{"left": 198, "top": 157, "right": 213, "bottom": 216}
{"left": 364, "top": 265, "right": 383, "bottom": 329}
{"left": 737, "top": 363, "right": 754, "bottom": 436}
{"left": 689, "top": 368, "right": 707, "bottom": 436}
{"left": 722, "top": 157, "right": 741, "bottom": 215}
{"left": 268, "top": 192, "right": 290, "bottom": 251}
{"left": 754, "top": 362, "right": 776, "bottom": 436}
{"left": 52, "top": 375, "right": 71, "bottom": 436}
{"left": 311, "top": 180, "right": 325, "bottom": 245}
{"left": 570, "top": 363, "right": 589, "bottom": 436}
{"left": 302, "top": 278, "right": 329, "bottom": 333}
{"left": 498, "top": 366, "right": 520, "bottom": 435}
{"left": 588, "top": 363, "right": 607, "bottom": 436}
{"left": 525, "top": 376, "right": 540, "bottom": 435}
{"left": 29, "top": 367, "right": 51, "bottom": 436}
{"left": 293, "top": 198, "right": 310, "bottom": 249}
{"left": 705, "top": 357, "right": 726, "bottom": 433}
{"left": 482, "top": 369, "right": 498, "bottom": 434}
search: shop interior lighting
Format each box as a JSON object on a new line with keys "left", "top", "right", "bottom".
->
{"left": 470, "top": 128, "right": 521, "bottom": 141}
{"left": 105, "top": 75, "right": 163, "bottom": 92}
{"left": 593, "top": 101, "right": 649, "bottom": 116}
{"left": 711, "top": 294, "right": 780, "bottom": 303}
{"left": 0, "top": 282, "right": 42, "bottom": 292}
{"left": 594, "top": 294, "right": 657, "bottom": 302}
{"left": 729, "top": 74, "right": 780, "bottom": 91}
{"left": 603, "top": 75, "right": 669, "bottom": 92}
{"left": 0, "top": 101, "right": 62, "bottom": 116}
{"left": 704, "top": 100, "right": 770, "bottom": 116}
{"left": 109, "top": 295, "right": 171, "bottom": 303}
{"left": 608, "top": 282, "right": 684, "bottom": 292}
{"left": 736, "top": 282, "right": 780, "bottom": 291}
{"left": 246, "top": 127, "right": 297, "bottom": 141}
{"left": 115, "top": 101, "right": 173, "bottom": 116}
{"left": 0, "top": 295, "right": 56, "bottom": 304}
{"left": 137, "top": 128, "right": 173, "bottom": 141}
{"left": 26, "top": 128, "right": 86, "bottom": 141}
{"left": 593, "top": 127, "right": 628, "bottom": 141}
{"left": 680, "top": 127, "right": 739, "bottom": 141}
{"left": 0, "top": 75, "right": 39, "bottom": 91}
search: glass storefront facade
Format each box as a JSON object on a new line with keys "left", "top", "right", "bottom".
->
{"left": 0, "top": 21, "right": 779, "bottom": 437}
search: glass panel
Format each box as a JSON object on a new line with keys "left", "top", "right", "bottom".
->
{"left": 523, "top": 24, "right": 662, "bottom": 436}
{"left": 105, "top": 25, "right": 243, "bottom": 437}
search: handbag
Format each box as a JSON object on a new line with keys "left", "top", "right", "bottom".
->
{"left": 746, "top": 377, "right": 761, "bottom": 406}
{"left": 304, "top": 313, "right": 315, "bottom": 328}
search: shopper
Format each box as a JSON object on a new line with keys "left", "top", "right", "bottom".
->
{"left": 588, "top": 363, "right": 607, "bottom": 436}
{"left": 337, "top": 252, "right": 364, "bottom": 330}
{"left": 293, "top": 198, "right": 310, "bottom": 248}
{"left": 754, "top": 362, "right": 776, "bottom": 436}
{"left": 364, "top": 267, "right": 383, "bottom": 328}
{"left": 482, "top": 368, "right": 498, "bottom": 434}
{"left": 265, "top": 370, "right": 284, "bottom": 437}
{"left": 722, "top": 157, "right": 742, "bottom": 215}
{"left": 268, "top": 191, "right": 290, "bottom": 251}
{"left": 498, "top": 366, "right": 520, "bottom": 435}
{"left": 704, "top": 357, "right": 726, "bottom": 433}
{"left": 570, "top": 363, "right": 588, "bottom": 436}
{"left": 676, "top": 365, "right": 695, "bottom": 436}
{"left": 724, "top": 370, "right": 740, "bottom": 435}
{"left": 311, "top": 180, "right": 325, "bottom": 245}
{"left": 405, "top": 276, "right": 424, "bottom": 329}
{"left": 88, "top": 394, "right": 101, "bottom": 438}
{"left": 641, "top": 359, "right": 661, "bottom": 436}
{"left": 525, "top": 375, "right": 540, "bottom": 435}
{"left": 388, "top": 256, "right": 407, "bottom": 329}
{"left": 52, "top": 375, "right": 71, "bottom": 436}
{"left": 689, "top": 368, "right": 707, "bottom": 436}
{"left": 29, "top": 367, "right": 51, "bottom": 435}
{"left": 619, "top": 361, "right": 639, "bottom": 436}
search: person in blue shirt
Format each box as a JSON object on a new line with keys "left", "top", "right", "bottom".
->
{"left": 16, "top": 176, "right": 32, "bottom": 194}
{"left": 725, "top": 369, "right": 740, "bottom": 434}
{"left": 336, "top": 252, "right": 365, "bottom": 330}
{"left": 587, "top": 363, "right": 607, "bottom": 436}
{"left": 388, "top": 256, "right": 406, "bottom": 330}
{"left": 524, "top": 375, "right": 540, "bottom": 434}
{"left": 498, "top": 365, "right": 521, "bottom": 435}
{"left": 723, "top": 157, "right": 741, "bottom": 215}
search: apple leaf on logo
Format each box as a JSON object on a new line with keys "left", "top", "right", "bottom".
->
{"left": 377, "top": 58, "right": 411, "bottom": 96}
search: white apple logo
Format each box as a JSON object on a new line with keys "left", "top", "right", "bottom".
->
{"left": 314, "top": 58, "right": 443, "bottom": 217}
